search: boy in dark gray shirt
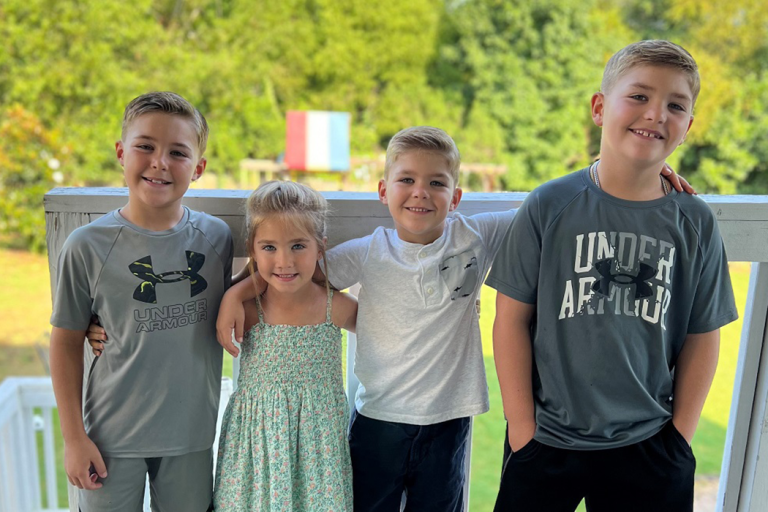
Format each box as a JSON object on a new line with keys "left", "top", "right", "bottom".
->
{"left": 50, "top": 92, "right": 233, "bottom": 511}
{"left": 487, "top": 41, "right": 737, "bottom": 511}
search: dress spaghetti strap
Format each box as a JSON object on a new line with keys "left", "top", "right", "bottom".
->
{"left": 326, "top": 287, "right": 334, "bottom": 324}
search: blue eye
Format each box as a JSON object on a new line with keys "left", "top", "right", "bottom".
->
{"left": 431, "top": 180, "right": 446, "bottom": 187}
{"left": 292, "top": 243, "right": 306, "bottom": 250}
{"left": 136, "top": 144, "right": 153, "bottom": 151}
{"left": 399, "top": 178, "right": 414, "bottom": 184}
{"left": 630, "top": 94, "right": 647, "bottom": 101}
{"left": 261, "top": 245, "right": 275, "bottom": 252}
{"left": 171, "top": 150, "right": 188, "bottom": 157}
{"left": 669, "top": 103, "right": 686, "bottom": 112}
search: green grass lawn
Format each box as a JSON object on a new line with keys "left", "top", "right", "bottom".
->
{"left": 0, "top": 248, "right": 750, "bottom": 510}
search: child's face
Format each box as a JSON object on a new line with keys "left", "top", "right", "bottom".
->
{"left": 378, "top": 150, "right": 462, "bottom": 245}
{"left": 116, "top": 112, "right": 205, "bottom": 213}
{"left": 592, "top": 65, "right": 694, "bottom": 169}
{"left": 251, "top": 217, "right": 322, "bottom": 295}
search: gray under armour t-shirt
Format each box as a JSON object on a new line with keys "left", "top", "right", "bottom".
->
{"left": 486, "top": 168, "right": 738, "bottom": 450}
{"left": 51, "top": 207, "right": 233, "bottom": 457}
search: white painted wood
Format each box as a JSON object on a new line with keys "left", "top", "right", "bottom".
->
{"left": 734, "top": 262, "right": 768, "bottom": 511}
{"left": 345, "top": 284, "right": 361, "bottom": 411}
{"left": 21, "top": 404, "right": 42, "bottom": 511}
{"left": 43, "top": 407, "right": 59, "bottom": 509}
{"left": 718, "top": 263, "right": 768, "bottom": 512}
{"left": 1, "top": 422, "right": 14, "bottom": 512}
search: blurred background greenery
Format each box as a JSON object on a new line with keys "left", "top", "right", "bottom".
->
{"left": 2, "top": 0, "right": 768, "bottom": 252}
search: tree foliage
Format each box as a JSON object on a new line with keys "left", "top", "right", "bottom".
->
{"left": 1, "top": 0, "right": 766, "bottom": 250}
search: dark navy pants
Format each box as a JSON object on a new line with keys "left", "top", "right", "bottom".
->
{"left": 494, "top": 421, "right": 696, "bottom": 512}
{"left": 349, "top": 410, "right": 470, "bottom": 512}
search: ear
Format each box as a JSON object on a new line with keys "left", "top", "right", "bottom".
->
{"left": 378, "top": 179, "right": 388, "bottom": 205}
{"left": 680, "top": 115, "right": 694, "bottom": 145}
{"left": 591, "top": 93, "right": 605, "bottom": 127}
{"left": 318, "top": 237, "right": 327, "bottom": 260}
{"left": 449, "top": 186, "right": 463, "bottom": 212}
{"left": 191, "top": 157, "right": 207, "bottom": 182}
{"left": 115, "top": 141, "right": 125, "bottom": 166}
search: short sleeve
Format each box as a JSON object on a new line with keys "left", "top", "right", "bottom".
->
{"left": 465, "top": 210, "right": 517, "bottom": 259}
{"left": 687, "top": 219, "right": 738, "bottom": 333}
{"left": 324, "top": 235, "right": 372, "bottom": 290}
{"left": 485, "top": 196, "right": 541, "bottom": 304}
{"left": 50, "top": 232, "right": 97, "bottom": 331}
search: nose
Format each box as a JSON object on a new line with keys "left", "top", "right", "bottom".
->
{"left": 644, "top": 101, "right": 666, "bottom": 124}
{"left": 275, "top": 249, "right": 293, "bottom": 269}
{"left": 151, "top": 152, "right": 168, "bottom": 170}
{"left": 412, "top": 182, "right": 429, "bottom": 199}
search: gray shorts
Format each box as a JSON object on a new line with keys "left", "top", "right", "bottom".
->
{"left": 77, "top": 448, "right": 213, "bottom": 512}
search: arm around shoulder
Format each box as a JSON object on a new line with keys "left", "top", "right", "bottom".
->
{"left": 331, "top": 291, "right": 358, "bottom": 333}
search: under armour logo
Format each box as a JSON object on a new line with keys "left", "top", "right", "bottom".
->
{"left": 591, "top": 259, "right": 655, "bottom": 299}
{"left": 130, "top": 252, "right": 207, "bottom": 304}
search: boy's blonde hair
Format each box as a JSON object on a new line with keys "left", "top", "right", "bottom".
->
{"left": 245, "top": 180, "right": 330, "bottom": 291}
{"left": 601, "top": 40, "right": 700, "bottom": 104}
{"left": 122, "top": 91, "right": 209, "bottom": 156}
{"left": 384, "top": 126, "right": 461, "bottom": 185}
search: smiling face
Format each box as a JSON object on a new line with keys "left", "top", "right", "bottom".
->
{"left": 378, "top": 150, "right": 462, "bottom": 245}
{"left": 251, "top": 216, "right": 323, "bottom": 295}
{"left": 116, "top": 112, "right": 205, "bottom": 216}
{"left": 592, "top": 64, "right": 694, "bottom": 171}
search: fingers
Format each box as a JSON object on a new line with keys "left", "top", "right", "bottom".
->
{"left": 217, "top": 326, "right": 240, "bottom": 357}
{"left": 86, "top": 325, "right": 107, "bottom": 341}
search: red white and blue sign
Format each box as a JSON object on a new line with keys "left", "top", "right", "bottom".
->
{"left": 285, "top": 110, "right": 350, "bottom": 171}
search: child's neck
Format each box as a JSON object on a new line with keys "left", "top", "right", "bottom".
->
{"left": 120, "top": 201, "right": 185, "bottom": 231}
{"left": 261, "top": 282, "right": 326, "bottom": 325}
{"left": 594, "top": 155, "right": 668, "bottom": 201}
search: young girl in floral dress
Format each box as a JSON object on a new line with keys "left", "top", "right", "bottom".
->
{"left": 214, "top": 181, "right": 356, "bottom": 511}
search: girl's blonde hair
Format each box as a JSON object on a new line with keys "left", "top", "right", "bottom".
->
{"left": 245, "top": 180, "right": 330, "bottom": 293}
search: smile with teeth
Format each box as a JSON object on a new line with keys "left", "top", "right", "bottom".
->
{"left": 143, "top": 177, "right": 171, "bottom": 185}
{"left": 275, "top": 273, "right": 298, "bottom": 279}
{"left": 630, "top": 129, "right": 663, "bottom": 140}
{"left": 406, "top": 207, "right": 432, "bottom": 213}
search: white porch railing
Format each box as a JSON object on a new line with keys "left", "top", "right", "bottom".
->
{"left": 1, "top": 188, "right": 765, "bottom": 511}
{"left": 0, "top": 377, "right": 232, "bottom": 512}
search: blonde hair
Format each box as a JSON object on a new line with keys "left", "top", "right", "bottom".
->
{"left": 601, "top": 40, "right": 700, "bottom": 104}
{"left": 122, "top": 91, "right": 209, "bottom": 155}
{"left": 245, "top": 181, "right": 329, "bottom": 292}
{"left": 384, "top": 126, "right": 461, "bottom": 184}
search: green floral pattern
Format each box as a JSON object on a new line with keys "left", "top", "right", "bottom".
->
{"left": 214, "top": 292, "right": 353, "bottom": 511}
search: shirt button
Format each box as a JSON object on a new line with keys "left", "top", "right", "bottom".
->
{"left": 427, "top": 287, "right": 434, "bottom": 295}
{"left": 419, "top": 252, "right": 426, "bottom": 259}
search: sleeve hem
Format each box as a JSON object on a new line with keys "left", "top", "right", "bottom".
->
{"left": 688, "top": 310, "right": 739, "bottom": 334}
{"left": 485, "top": 277, "right": 536, "bottom": 305}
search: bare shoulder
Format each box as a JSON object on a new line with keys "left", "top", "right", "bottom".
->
{"left": 331, "top": 291, "right": 358, "bottom": 332}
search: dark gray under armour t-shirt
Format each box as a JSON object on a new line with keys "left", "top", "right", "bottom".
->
{"left": 51, "top": 207, "right": 233, "bottom": 457}
{"left": 486, "top": 168, "right": 738, "bottom": 450}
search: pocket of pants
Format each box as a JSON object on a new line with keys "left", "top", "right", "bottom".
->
{"left": 668, "top": 422, "right": 695, "bottom": 459}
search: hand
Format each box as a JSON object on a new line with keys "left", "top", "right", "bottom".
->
{"left": 86, "top": 317, "right": 107, "bottom": 356}
{"left": 508, "top": 421, "right": 537, "bottom": 453}
{"left": 216, "top": 294, "right": 246, "bottom": 358}
{"left": 661, "top": 163, "right": 696, "bottom": 195}
{"left": 64, "top": 435, "right": 107, "bottom": 490}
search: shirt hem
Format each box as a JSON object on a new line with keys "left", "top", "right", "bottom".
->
{"left": 358, "top": 403, "right": 489, "bottom": 425}
{"left": 534, "top": 421, "right": 667, "bottom": 451}
{"left": 98, "top": 442, "right": 212, "bottom": 458}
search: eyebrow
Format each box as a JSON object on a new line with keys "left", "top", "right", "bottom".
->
{"left": 395, "top": 169, "right": 451, "bottom": 179}
{"left": 256, "top": 238, "right": 311, "bottom": 244}
{"left": 134, "top": 135, "right": 193, "bottom": 151}
{"left": 629, "top": 83, "right": 691, "bottom": 102}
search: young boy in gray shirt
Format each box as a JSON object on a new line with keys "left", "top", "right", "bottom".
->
{"left": 50, "top": 92, "right": 233, "bottom": 511}
{"left": 487, "top": 40, "right": 738, "bottom": 512}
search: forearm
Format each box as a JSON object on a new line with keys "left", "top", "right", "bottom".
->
{"left": 494, "top": 321, "right": 535, "bottom": 432}
{"left": 672, "top": 330, "right": 720, "bottom": 442}
{"left": 49, "top": 328, "right": 88, "bottom": 442}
